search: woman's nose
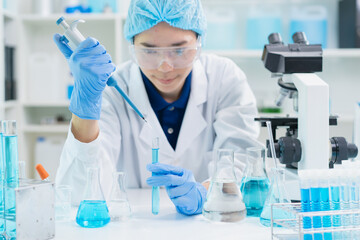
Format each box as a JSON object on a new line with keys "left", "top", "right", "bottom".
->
{"left": 157, "top": 60, "right": 174, "bottom": 73}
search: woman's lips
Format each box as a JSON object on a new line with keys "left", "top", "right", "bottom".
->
{"left": 157, "top": 77, "right": 176, "bottom": 84}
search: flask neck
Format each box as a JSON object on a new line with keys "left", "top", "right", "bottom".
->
{"left": 84, "top": 168, "right": 105, "bottom": 201}
{"left": 214, "top": 149, "right": 237, "bottom": 182}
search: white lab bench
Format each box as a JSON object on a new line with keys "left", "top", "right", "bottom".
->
{"left": 54, "top": 188, "right": 275, "bottom": 240}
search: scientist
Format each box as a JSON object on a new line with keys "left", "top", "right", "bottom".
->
{"left": 54, "top": 0, "right": 261, "bottom": 215}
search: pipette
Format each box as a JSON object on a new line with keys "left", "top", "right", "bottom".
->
{"left": 56, "top": 16, "right": 148, "bottom": 123}
{"left": 152, "top": 137, "right": 160, "bottom": 215}
{"left": 266, "top": 121, "right": 278, "bottom": 169}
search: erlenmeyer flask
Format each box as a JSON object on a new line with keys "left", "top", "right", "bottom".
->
{"left": 108, "top": 172, "right": 131, "bottom": 221}
{"left": 240, "top": 147, "right": 270, "bottom": 217}
{"left": 202, "top": 149, "right": 246, "bottom": 222}
{"left": 260, "top": 167, "right": 291, "bottom": 227}
{"left": 76, "top": 167, "right": 110, "bottom": 228}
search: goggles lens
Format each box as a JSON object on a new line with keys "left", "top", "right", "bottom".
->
{"left": 130, "top": 41, "right": 201, "bottom": 70}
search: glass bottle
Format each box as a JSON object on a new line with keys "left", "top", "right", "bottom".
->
{"left": 240, "top": 147, "right": 270, "bottom": 217}
{"left": 108, "top": 172, "right": 131, "bottom": 221}
{"left": 76, "top": 167, "right": 110, "bottom": 228}
{"left": 202, "top": 149, "right": 246, "bottom": 222}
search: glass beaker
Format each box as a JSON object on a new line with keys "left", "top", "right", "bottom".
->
{"left": 108, "top": 172, "right": 131, "bottom": 221}
{"left": 260, "top": 167, "right": 291, "bottom": 227}
{"left": 240, "top": 147, "right": 270, "bottom": 217}
{"left": 55, "top": 185, "right": 72, "bottom": 222}
{"left": 76, "top": 167, "right": 110, "bottom": 228}
{"left": 202, "top": 149, "right": 246, "bottom": 222}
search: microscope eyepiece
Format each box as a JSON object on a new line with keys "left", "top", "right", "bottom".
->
{"left": 268, "top": 33, "right": 283, "bottom": 45}
{"left": 292, "top": 32, "right": 309, "bottom": 45}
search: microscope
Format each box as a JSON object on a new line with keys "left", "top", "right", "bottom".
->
{"left": 256, "top": 32, "right": 358, "bottom": 170}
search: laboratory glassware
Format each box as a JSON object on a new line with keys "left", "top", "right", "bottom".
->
{"left": 108, "top": 172, "right": 131, "bottom": 221}
{"left": 152, "top": 137, "right": 159, "bottom": 215}
{"left": 56, "top": 17, "right": 148, "bottom": 124}
{"left": 240, "top": 147, "right": 270, "bottom": 217}
{"left": 0, "top": 123, "right": 4, "bottom": 235}
{"left": 76, "top": 167, "right": 110, "bottom": 228}
{"left": 202, "top": 149, "right": 246, "bottom": 222}
{"left": 55, "top": 185, "right": 72, "bottom": 222}
{"left": 2, "top": 120, "right": 19, "bottom": 238}
{"left": 260, "top": 167, "right": 291, "bottom": 227}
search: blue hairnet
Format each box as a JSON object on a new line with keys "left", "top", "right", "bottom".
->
{"left": 124, "top": 0, "right": 207, "bottom": 42}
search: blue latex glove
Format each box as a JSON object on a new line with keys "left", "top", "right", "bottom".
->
{"left": 146, "top": 163, "right": 207, "bottom": 215}
{"left": 53, "top": 33, "right": 116, "bottom": 120}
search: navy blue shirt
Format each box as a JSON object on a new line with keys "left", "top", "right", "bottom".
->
{"left": 141, "top": 71, "right": 191, "bottom": 150}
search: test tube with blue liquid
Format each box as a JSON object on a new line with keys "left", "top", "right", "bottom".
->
{"left": 318, "top": 170, "right": 332, "bottom": 240}
{"left": 152, "top": 137, "right": 160, "bottom": 215}
{"left": 298, "top": 170, "right": 313, "bottom": 240}
{"left": 0, "top": 122, "right": 5, "bottom": 235}
{"left": 2, "top": 120, "right": 19, "bottom": 238}
{"left": 310, "top": 171, "right": 323, "bottom": 240}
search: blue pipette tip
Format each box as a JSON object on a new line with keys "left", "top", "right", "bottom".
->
{"left": 56, "top": 16, "right": 65, "bottom": 25}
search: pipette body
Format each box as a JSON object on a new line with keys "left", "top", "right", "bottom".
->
{"left": 56, "top": 17, "right": 147, "bottom": 123}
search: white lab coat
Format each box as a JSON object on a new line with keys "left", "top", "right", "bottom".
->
{"left": 56, "top": 54, "right": 262, "bottom": 205}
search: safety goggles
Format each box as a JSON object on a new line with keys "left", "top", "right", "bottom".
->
{"left": 129, "top": 39, "right": 201, "bottom": 70}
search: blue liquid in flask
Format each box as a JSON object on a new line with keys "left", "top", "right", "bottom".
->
{"left": 331, "top": 186, "right": 342, "bottom": 240}
{"left": 76, "top": 200, "right": 110, "bottom": 228}
{"left": 240, "top": 177, "right": 270, "bottom": 217}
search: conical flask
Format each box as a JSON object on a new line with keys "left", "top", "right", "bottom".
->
{"left": 240, "top": 147, "right": 270, "bottom": 217}
{"left": 260, "top": 167, "right": 291, "bottom": 227}
{"left": 108, "top": 172, "right": 131, "bottom": 221}
{"left": 76, "top": 167, "right": 110, "bottom": 228}
{"left": 202, "top": 149, "right": 246, "bottom": 222}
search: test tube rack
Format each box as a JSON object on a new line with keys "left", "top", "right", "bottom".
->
{"left": 271, "top": 203, "right": 360, "bottom": 240}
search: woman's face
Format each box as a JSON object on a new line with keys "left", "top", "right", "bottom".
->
{"left": 134, "top": 22, "right": 198, "bottom": 103}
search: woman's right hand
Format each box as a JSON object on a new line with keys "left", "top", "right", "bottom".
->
{"left": 53, "top": 33, "right": 116, "bottom": 120}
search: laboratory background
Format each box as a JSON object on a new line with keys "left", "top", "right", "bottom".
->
{"left": 0, "top": 0, "right": 360, "bottom": 239}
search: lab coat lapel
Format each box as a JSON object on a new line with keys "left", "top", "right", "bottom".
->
{"left": 128, "top": 64, "right": 175, "bottom": 159}
{"left": 175, "top": 60, "right": 208, "bottom": 158}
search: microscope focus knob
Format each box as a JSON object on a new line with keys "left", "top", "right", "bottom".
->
{"left": 330, "top": 137, "right": 359, "bottom": 165}
{"left": 278, "top": 137, "right": 302, "bottom": 164}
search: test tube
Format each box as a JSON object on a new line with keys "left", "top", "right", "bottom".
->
{"left": 319, "top": 170, "right": 331, "bottom": 240}
{"left": 309, "top": 170, "right": 322, "bottom": 240}
{"left": 152, "top": 137, "right": 160, "bottom": 215}
{"left": 340, "top": 169, "right": 352, "bottom": 239}
{"left": 329, "top": 169, "right": 342, "bottom": 239}
{"left": 350, "top": 169, "right": 360, "bottom": 238}
{"left": 298, "top": 170, "right": 313, "bottom": 240}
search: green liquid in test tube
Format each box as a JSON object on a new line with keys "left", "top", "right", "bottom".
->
{"left": 152, "top": 137, "right": 159, "bottom": 215}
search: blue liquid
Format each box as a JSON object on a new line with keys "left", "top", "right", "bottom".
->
{"left": 240, "top": 177, "right": 270, "bottom": 217}
{"left": 310, "top": 187, "right": 322, "bottom": 240}
{"left": 320, "top": 187, "right": 332, "bottom": 240}
{"left": 0, "top": 133, "right": 4, "bottom": 233}
{"left": 301, "top": 188, "right": 312, "bottom": 240}
{"left": 76, "top": 200, "right": 110, "bottom": 228}
{"left": 152, "top": 148, "right": 159, "bottom": 215}
{"left": 331, "top": 186, "right": 342, "bottom": 240}
{"left": 3, "top": 135, "right": 18, "bottom": 238}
